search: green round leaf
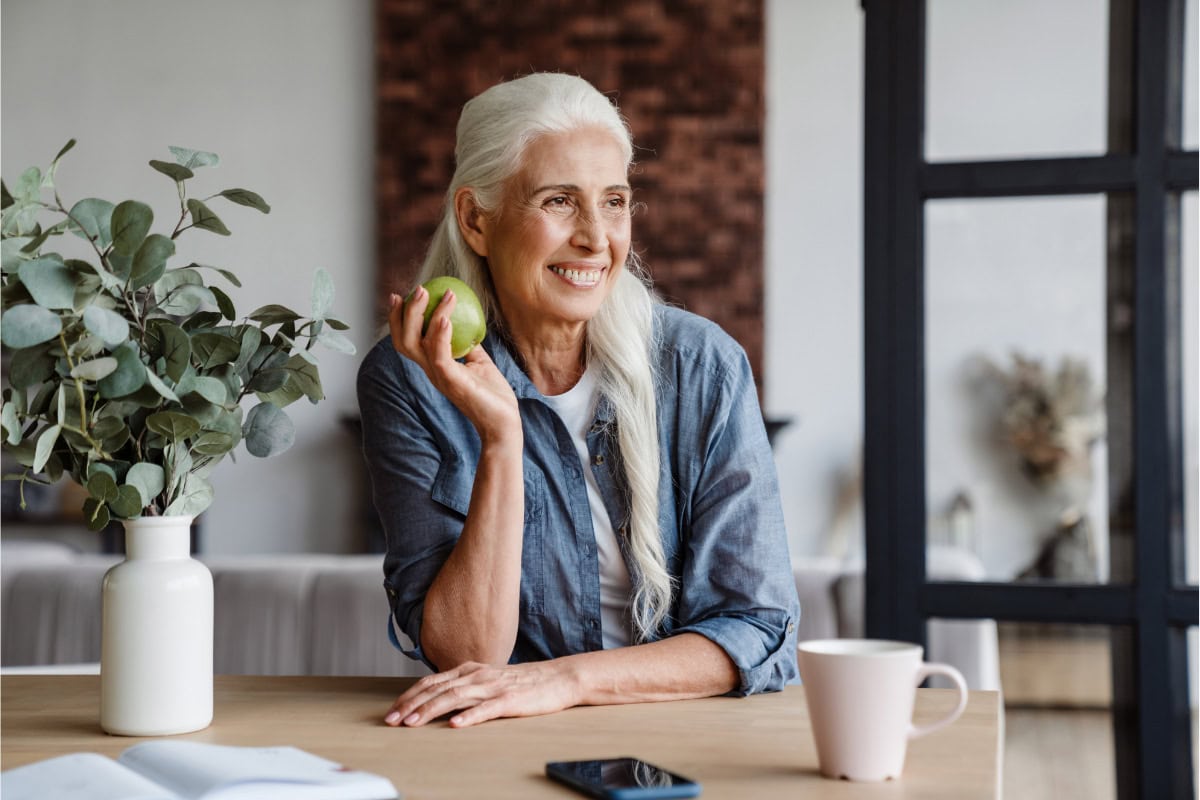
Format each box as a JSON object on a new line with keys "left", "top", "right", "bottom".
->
{"left": 190, "top": 431, "right": 236, "bottom": 456}
{"left": 190, "top": 332, "right": 241, "bottom": 369}
{"left": 71, "top": 357, "right": 118, "bottom": 382}
{"left": 186, "top": 198, "right": 231, "bottom": 235}
{"left": 2, "top": 401, "right": 21, "bottom": 446}
{"left": 146, "top": 410, "right": 201, "bottom": 441}
{"left": 148, "top": 320, "right": 190, "bottom": 382}
{"left": 210, "top": 285, "right": 236, "bottom": 321}
{"left": 168, "top": 146, "right": 219, "bottom": 170}
{"left": 149, "top": 160, "right": 194, "bottom": 182}
{"left": 91, "top": 417, "right": 125, "bottom": 440}
{"left": 311, "top": 268, "right": 334, "bottom": 320}
{"left": 125, "top": 462, "right": 165, "bottom": 507}
{"left": 1, "top": 304, "right": 63, "bottom": 348}
{"left": 110, "top": 200, "right": 154, "bottom": 257}
{"left": 67, "top": 198, "right": 115, "bottom": 249}
{"left": 246, "top": 368, "right": 288, "bottom": 393}
{"left": 97, "top": 342, "right": 147, "bottom": 399}
{"left": 82, "top": 306, "right": 130, "bottom": 347}
{"left": 248, "top": 304, "right": 301, "bottom": 326}
{"left": 243, "top": 402, "right": 294, "bottom": 457}
{"left": 86, "top": 470, "right": 120, "bottom": 502}
{"left": 10, "top": 343, "right": 56, "bottom": 389}
{"left": 164, "top": 476, "right": 214, "bottom": 517}
{"left": 108, "top": 483, "right": 143, "bottom": 518}
{"left": 84, "top": 497, "right": 111, "bottom": 531}
{"left": 218, "top": 188, "right": 270, "bottom": 213}
{"left": 317, "top": 328, "right": 356, "bottom": 355}
{"left": 32, "top": 423, "right": 61, "bottom": 473}
{"left": 190, "top": 376, "right": 228, "bottom": 405}
{"left": 144, "top": 369, "right": 180, "bottom": 403}
{"left": 131, "top": 233, "right": 175, "bottom": 289}
{"left": 18, "top": 255, "right": 77, "bottom": 309}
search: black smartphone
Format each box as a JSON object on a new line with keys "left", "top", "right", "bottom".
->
{"left": 545, "top": 757, "right": 702, "bottom": 799}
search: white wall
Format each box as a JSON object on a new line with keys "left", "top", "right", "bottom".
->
{"left": 1, "top": 0, "right": 375, "bottom": 553}
{"left": 764, "top": 0, "right": 865, "bottom": 562}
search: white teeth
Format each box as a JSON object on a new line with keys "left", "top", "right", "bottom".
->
{"left": 550, "top": 265, "right": 601, "bottom": 285}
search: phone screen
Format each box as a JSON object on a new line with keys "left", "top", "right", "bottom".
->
{"left": 545, "top": 758, "right": 701, "bottom": 799}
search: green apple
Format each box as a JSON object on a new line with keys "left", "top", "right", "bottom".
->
{"left": 407, "top": 276, "right": 486, "bottom": 359}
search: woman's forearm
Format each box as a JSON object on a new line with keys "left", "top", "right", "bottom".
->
{"left": 560, "top": 632, "right": 739, "bottom": 706}
{"left": 420, "top": 435, "right": 525, "bottom": 668}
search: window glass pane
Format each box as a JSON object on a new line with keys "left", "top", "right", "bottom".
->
{"left": 1185, "top": 0, "right": 1198, "bottom": 150}
{"left": 1185, "top": 192, "right": 1198, "bottom": 586}
{"left": 1191, "top": 627, "right": 1199, "bottom": 791}
{"left": 926, "top": 620, "right": 1118, "bottom": 798}
{"left": 926, "top": 0, "right": 1109, "bottom": 161}
{"left": 925, "top": 196, "right": 1113, "bottom": 584}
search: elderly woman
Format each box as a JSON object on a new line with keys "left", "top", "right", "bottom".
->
{"left": 357, "top": 73, "right": 798, "bottom": 728}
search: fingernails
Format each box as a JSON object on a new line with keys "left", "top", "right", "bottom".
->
{"left": 385, "top": 711, "right": 400, "bottom": 725}
{"left": 404, "top": 712, "right": 419, "bottom": 725}
{"left": 450, "top": 715, "right": 464, "bottom": 726}
{"left": 389, "top": 293, "right": 400, "bottom": 308}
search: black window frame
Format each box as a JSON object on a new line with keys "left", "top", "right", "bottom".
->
{"left": 862, "top": 1, "right": 1199, "bottom": 797}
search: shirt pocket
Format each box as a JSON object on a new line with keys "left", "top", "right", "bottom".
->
{"left": 430, "top": 456, "right": 546, "bottom": 616}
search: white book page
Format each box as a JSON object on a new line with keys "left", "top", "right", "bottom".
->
{"left": 117, "top": 741, "right": 397, "bottom": 800}
{"left": 1, "top": 752, "right": 177, "bottom": 800}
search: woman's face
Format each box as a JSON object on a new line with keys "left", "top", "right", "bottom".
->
{"left": 464, "top": 127, "right": 632, "bottom": 335}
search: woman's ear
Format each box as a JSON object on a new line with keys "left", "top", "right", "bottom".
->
{"left": 454, "top": 187, "right": 489, "bottom": 257}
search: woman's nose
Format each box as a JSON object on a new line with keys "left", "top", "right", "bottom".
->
{"left": 569, "top": 209, "right": 608, "bottom": 252}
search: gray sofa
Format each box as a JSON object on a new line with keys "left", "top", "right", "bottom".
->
{"left": 1, "top": 540, "right": 997, "bottom": 689}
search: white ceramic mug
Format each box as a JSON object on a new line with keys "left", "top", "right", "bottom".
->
{"left": 797, "top": 639, "right": 968, "bottom": 782}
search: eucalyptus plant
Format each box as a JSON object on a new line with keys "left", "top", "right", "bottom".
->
{"left": 0, "top": 141, "right": 354, "bottom": 528}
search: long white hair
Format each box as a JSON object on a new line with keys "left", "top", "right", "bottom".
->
{"left": 417, "top": 73, "right": 671, "bottom": 641}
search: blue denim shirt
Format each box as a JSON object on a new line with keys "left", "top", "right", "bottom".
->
{"left": 356, "top": 304, "right": 800, "bottom": 695}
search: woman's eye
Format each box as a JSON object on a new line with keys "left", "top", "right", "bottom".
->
{"left": 606, "top": 196, "right": 628, "bottom": 209}
{"left": 544, "top": 195, "right": 571, "bottom": 208}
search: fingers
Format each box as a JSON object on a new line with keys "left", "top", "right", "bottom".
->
{"left": 388, "top": 287, "right": 428, "bottom": 359}
{"left": 421, "top": 290, "right": 457, "bottom": 368}
{"left": 384, "top": 662, "right": 489, "bottom": 727}
{"left": 448, "top": 697, "right": 505, "bottom": 728}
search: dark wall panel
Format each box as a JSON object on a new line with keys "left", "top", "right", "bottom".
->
{"left": 376, "top": 0, "right": 766, "bottom": 383}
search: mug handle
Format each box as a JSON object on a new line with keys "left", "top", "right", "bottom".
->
{"left": 908, "top": 662, "right": 968, "bottom": 740}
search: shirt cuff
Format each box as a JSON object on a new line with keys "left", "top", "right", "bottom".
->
{"left": 672, "top": 609, "right": 799, "bottom": 696}
{"left": 386, "top": 610, "right": 439, "bottom": 672}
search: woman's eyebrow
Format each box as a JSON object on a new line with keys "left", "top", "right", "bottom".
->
{"left": 532, "top": 183, "right": 632, "bottom": 194}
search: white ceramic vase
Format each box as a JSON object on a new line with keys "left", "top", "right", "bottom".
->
{"left": 100, "top": 515, "right": 213, "bottom": 736}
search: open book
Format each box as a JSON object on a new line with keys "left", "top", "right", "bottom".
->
{"left": 0, "top": 741, "right": 399, "bottom": 800}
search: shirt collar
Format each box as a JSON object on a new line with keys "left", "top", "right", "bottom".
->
{"left": 482, "top": 330, "right": 616, "bottom": 424}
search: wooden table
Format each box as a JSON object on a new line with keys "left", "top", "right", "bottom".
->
{"left": 1, "top": 675, "right": 1002, "bottom": 799}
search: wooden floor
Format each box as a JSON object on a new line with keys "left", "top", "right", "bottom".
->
{"left": 1004, "top": 709, "right": 1199, "bottom": 799}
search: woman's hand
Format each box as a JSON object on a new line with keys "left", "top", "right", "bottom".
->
{"left": 384, "top": 660, "right": 581, "bottom": 729}
{"left": 389, "top": 288, "right": 519, "bottom": 445}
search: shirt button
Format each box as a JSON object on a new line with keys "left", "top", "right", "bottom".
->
{"left": 592, "top": 454, "right": 605, "bottom": 466}
{"left": 787, "top": 623, "right": 795, "bottom": 633}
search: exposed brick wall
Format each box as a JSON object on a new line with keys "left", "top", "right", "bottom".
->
{"left": 376, "top": 0, "right": 765, "bottom": 385}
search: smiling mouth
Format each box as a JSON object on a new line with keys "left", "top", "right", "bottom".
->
{"left": 549, "top": 264, "right": 605, "bottom": 288}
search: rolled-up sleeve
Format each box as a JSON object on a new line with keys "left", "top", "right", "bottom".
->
{"left": 669, "top": 346, "right": 800, "bottom": 696}
{"left": 356, "top": 339, "right": 467, "bottom": 671}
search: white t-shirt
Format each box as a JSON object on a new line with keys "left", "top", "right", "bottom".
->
{"left": 543, "top": 366, "right": 633, "bottom": 649}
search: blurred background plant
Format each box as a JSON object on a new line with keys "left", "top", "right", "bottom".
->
{"left": 0, "top": 142, "right": 354, "bottom": 529}
{"left": 973, "top": 352, "right": 1106, "bottom": 581}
